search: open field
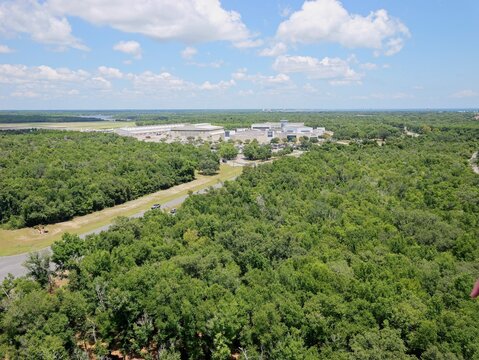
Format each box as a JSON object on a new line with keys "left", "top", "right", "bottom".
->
{"left": 0, "top": 164, "right": 242, "bottom": 256}
{"left": 0, "top": 121, "right": 136, "bottom": 130}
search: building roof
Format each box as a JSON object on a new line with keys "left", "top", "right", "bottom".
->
{"left": 118, "top": 123, "right": 223, "bottom": 133}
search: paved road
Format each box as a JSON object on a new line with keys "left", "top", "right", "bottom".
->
{"left": 0, "top": 181, "right": 229, "bottom": 280}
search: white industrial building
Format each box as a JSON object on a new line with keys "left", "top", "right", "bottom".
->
{"left": 117, "top": 120, "right": 327, "bottom": 144}
{"left": 228, "top": 120, "right": 325, "bottom": 143}
{"left": 116, "top": 123, "right": 224, "bottom": 141}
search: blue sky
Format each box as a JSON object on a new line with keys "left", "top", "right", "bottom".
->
{"left": 0, "top": 0, "right": 477, "bottom": 110}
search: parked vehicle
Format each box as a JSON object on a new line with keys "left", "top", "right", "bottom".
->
{"left": 151, "top": 204, "right": 161, "bottom": 210}
{"left": 170, "top": 208, "right": 177, "bottom": 214}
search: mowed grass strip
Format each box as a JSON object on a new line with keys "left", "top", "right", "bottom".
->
{"left": 0, "top": 165, "right": 242, "bottom": 256}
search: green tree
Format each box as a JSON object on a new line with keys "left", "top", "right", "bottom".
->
{"left": 23, "top": 251, "right": 53, "bottom": 288}
{"left": 218, "top": 142, "right": 238, "bottom": 160}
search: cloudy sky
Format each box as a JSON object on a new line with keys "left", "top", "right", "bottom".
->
{"left": 0, "top": 0, "right": 477, "bottom": 110}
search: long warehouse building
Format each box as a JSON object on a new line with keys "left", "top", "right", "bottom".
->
{"left": 116, "top": 123, "right": 225, "bottom": 141}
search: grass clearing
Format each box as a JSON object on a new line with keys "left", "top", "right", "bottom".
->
{"left": 0, "top": 165, "right": 242, "bottom": 256}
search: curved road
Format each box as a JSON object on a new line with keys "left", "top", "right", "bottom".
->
{"left": 0, "top": 182, "right": 226, "bottom": 280}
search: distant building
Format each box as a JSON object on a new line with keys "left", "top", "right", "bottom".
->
{"left": 117, "top": 123, "right": 224, "bottom": 141}
{"left": 228, "top": 129, "right": 272, "bottom": 144}
{"left": 117, "top": 120, "right": 328, "bottom": 144}
{"left": 250, "top": 120, "right": 325, "bottom": 140}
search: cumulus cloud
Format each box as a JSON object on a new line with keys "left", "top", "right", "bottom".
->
{"left": 47, "top": 0, "right": 259, "bottom": 47}
{"left": 0, "top": 64, "right": 89, "bottom": 84}
{"left": 0, "top": 63, "right": 113, "bottom": 99}
{"left": 0, "top": 62, "right": 240, "bottom": 102}
{"left": 232, "top": 68, "right": 291, "bottom": 86}
{"left": 0, "top": 45, "right": 14, "bottom": 54}
{"left": 98, "top": 66, "right": 123, "bottom": 79}
{"left": 181, "top": 46, "right": 197, "bottom": 60}
{"left": 113, "top": 41, "right": 142, "bottom": 59}
{"left": 276, "top": 0, "right": 409, "bottom": 56}
{"left": 199, "top": 79, "right": 235, "bottom": 90}
{"left": 258, "top": 42, "right": 287, "bottom": 57}
{"left": 272, "top": 55, "right": 363, "bottom": 84}
{"left": 0, "top": 0, "right": 88, "bottom": 50}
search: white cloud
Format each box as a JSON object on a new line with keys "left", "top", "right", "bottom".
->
{"left": 199, "top": 79, "right": 235, "bottom": 91}
{"left": 91, "top": 76, "right": 112, "bottom": 89}
{"left": 0, "top": 0, "right": 87, "bottom": 50}
{"left": 127, "top": 71, "right": 193, "bottom": 93}
{"left": 0, "top": 64, "right": 89, "bottom": 84}
{"left": 113, "top": 41, "right": 142, "bottom": 59}
{"left": 276, "top": 0, "right": 409, "bottom": 55}
{"left": 272, "top": 55, "right": 363, "bottom": 84}
{"left": 232, "top": 68, "right": 248, "bottom": 80}
{"left": 258, "top": 42, "right": 287, "bottom": 57}
{"left": 188, "top": 60, "right": 224, "bottom": 68}
{"left": 232, "top": 68, "right": 291, "bottom": 86}
{"left": 233, "top": 39, "right": 264, "bottom": 49}
{"left": 0, "top": 63, "right": 117, "bottom": 99}
{"left": 47, "top": 0, "right": 259, "bottom": 47}
{"left": 0, "top": 45, "right": 14, "bottom": 54}
{"left": 383, "top": 37, "right": 405, "bottom": 56}
{"left": 0, "top": 62, "right": 242, "bottom": 102}
{"left": 181, "top": 46, "right": 197, "bottom": 60}
{"left": 98, "top": 66, "right": 123, "bottom": 79}
{"left": 451, "top": 90, "right": 479, "bottom": 98}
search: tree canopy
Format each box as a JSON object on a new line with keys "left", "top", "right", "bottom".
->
{"left": 0, "top": 114, "right": 478, "bottom": 359}
{"left": 0, "top": 130, "right": 215, "bottom": 228}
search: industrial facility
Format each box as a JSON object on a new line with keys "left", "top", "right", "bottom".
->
{"left": 116, "top": 120, "right": 328, "bottom": 144}
{"left": 228, "top": 120, "right": 326, "bottom": 144}
{"left": 116, "top": 123, "right": 225, "bottom": 142}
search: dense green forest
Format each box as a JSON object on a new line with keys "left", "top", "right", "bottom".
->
{"left": 1, "top": 120, "right": 478, "bottom": 359}
{"left": 0, "top": 130, "right": 214, "bottom": 228}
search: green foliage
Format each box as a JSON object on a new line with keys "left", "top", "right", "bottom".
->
{"left": 0, "top": 130, "right": 210, "bottom": 228}
{"left": 198, "top": 144, "right": 220, "bottom": 175}
{"left": 0, "top": 113, "right": 102, "bottom": 123}
{"left": 243, "top": 139, "right": 272, "bottom": 160}
{"left": 1, "top": 114, "right": 479, "bottom": 359}
{"left": 23, "top": 251, "right": 53, "bottom": 288}
{"left": 218, "top": 142, "right": 238, "bottom": 160}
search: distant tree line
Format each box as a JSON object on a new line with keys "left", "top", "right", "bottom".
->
{"left": 0, "top": 114, "right": 102, "bottom": 123}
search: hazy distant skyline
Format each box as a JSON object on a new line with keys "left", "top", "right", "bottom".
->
{"left": 0, "top": 0, "right": 478, "bottom": 110}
